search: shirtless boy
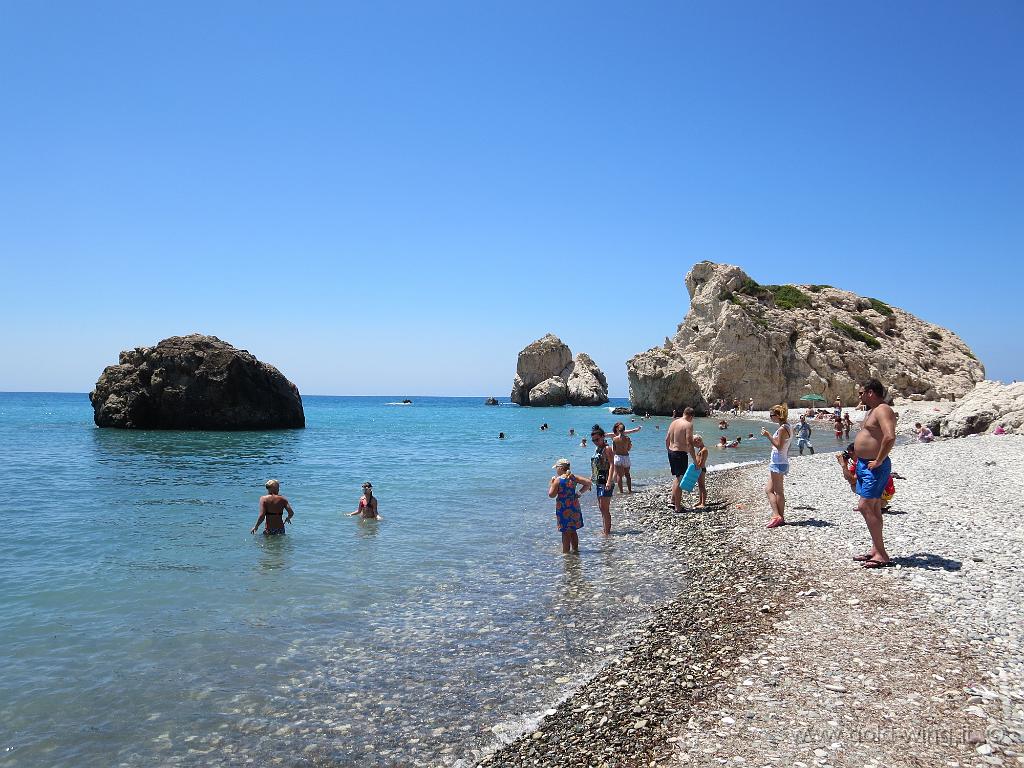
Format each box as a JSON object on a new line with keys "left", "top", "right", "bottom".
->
{"left": 251, "top": 479, "right": 294, "bottom": 535}
{"left": 852, "top": 379, "right": 897, "bottom": 568}
{"left": 666, "top": 407, "right": 697, "bottom": 513}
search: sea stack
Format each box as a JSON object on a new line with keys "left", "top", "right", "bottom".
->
{"left": 89, "top": 334, "right": 305, "bottom": 429}
{"left": 627, "top": 262, "right": 985, "bottom": 415}
{"left": 510, "top": 334, "right": 609, "bottom": 406}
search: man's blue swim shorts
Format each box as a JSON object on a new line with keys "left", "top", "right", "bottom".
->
{"left": 855, "top": 457, "right": 892, "bottom": 500}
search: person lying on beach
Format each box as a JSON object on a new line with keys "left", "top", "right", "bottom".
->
{"left": 548, "top": 458, "right": 591, "bottom": 554}
{"left": 349, "top": 482, "right": 381, "bottom": 520}
{"left": 251, "top": 479, "right": 294, "bottom": 535}
{"left": 693, "top": 435, "right": 708, "bottom": 508}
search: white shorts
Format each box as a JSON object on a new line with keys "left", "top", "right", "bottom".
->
{"left": 613, "top": 454, "right": 631, "bottom": 469}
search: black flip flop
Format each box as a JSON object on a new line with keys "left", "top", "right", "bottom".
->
{"left": 852, "top": 553, "right": 874, "bottom": 562}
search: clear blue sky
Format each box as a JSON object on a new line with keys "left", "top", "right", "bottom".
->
{"left": 2, "top": 2, "right": 1021, "bottom": 396}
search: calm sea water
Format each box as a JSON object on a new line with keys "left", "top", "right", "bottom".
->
{"left": 0, "top": 393, "right": 780, "bottom": 767}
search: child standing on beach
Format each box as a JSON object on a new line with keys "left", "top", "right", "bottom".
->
{"left": 693, "top": 435, "right": 708, "bottom": 508}
{"left": 548, "top": 458, "right": 591, "bottom": 553}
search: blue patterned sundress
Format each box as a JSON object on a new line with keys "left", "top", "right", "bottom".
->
{"left": 555, "top": 475, "right": 584, "bottom": 533}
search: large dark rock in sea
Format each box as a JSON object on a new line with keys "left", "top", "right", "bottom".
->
{"left": 90, "top": 334, "right": 305, "bottom": 430}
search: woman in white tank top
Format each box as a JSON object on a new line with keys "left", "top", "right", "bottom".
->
{"left": 761, "top": 404, "right": 792, "bottom": 529}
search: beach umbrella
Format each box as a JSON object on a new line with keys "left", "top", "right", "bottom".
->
{"left": 800, "top": 393, "right": 827, "bottom": 403}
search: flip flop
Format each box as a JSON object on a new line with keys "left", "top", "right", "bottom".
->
{"left": 852, "top": 553, "right": 875, "bottom": 562}
{"left": 861, "top": 559, "right": 894, "bottom": 569}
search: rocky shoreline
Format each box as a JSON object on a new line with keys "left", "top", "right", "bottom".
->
{"left": 479, "top": 434, "right": 1024, "bottom": 767}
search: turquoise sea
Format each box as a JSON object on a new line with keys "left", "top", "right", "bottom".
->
{"left": 0, "top": 393, "right": 780, "bottom": 767}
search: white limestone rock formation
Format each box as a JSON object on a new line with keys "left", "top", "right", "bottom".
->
{"left": 564, "top": 352, "right": 609, "bottom": 406}
{"left": 510, "top": 335, "right": 608, "bottom": 406}
{"left": 627, "top": 262, "right": 984, "bottom": 415}
{"left": 939, "top": 380, "right": 1024, "bottom": 437}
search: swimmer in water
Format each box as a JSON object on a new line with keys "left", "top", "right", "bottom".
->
{"left": 251, "top": 479, "right": 294, "bottom": 535}
{"left": 349, "top": 482, "right": 381, "bottom": 520}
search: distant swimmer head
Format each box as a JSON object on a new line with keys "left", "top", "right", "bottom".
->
{"left": 265, "top": 479, "right": 280, "bottom": 492}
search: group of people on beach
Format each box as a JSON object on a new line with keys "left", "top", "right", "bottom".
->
{"left": 753, "top": 379, "right": 898, "bottom": 568}
{"left": 547, "top": 378, "right": 900, "bottom": 570}
{"left": 253, "top": 378, "right": 901, "bottom": 571}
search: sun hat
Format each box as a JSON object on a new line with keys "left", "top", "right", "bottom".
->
{"left": 552, "top": 458, "right": 570, "bottom": 469}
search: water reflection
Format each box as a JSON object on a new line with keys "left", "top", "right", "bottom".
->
{"left": 90, "top": 426, "right": 304, "bottom": 461}
{"left": 355, "top": 519, "right": 381, "bottom": 539}
{"left": 256, "top": 533, "right": 293, "bottom": 573}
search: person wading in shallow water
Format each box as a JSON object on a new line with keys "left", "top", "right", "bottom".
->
{"left": 251, "top": 479, "right": 294, "bottom": 535}
{"left": 852, "top": 379, "right": 897, "bottom": 569}
{"left": 590, "top": 424, "right": 616, "bottom": 535}
{"left": 665, "top": 407, "right": 697, "bottom": 513}
{"left": 611, "top": 421, "right": 642, "bottom": 494}
{"left": 349, "top": 482, "right": 381, "bottom": 520}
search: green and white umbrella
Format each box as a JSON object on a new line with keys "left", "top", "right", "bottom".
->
{"left": 799, "top": 393, "right": 827, "bottom": 403}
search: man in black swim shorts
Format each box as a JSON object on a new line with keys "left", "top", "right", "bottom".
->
{"left": 665, "top": 407, "right": 697, "bottom": 513}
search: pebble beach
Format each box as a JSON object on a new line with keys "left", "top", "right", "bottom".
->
{"left": 483, "top": 421, "right": 1024, "bottom": 767}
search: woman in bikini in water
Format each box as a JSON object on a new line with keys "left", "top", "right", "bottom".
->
{"left": 349, "top": 482, "right": 381, "bottom": 520}
{"left": 251, "top": 479, "right": 294, "bottom": 535}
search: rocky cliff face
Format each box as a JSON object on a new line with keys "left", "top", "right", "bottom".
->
{"left": 628, "top": 262, "right": 984, "bottom": 415}
{"left": 90, "top": 334, "right": 305, "bottom": 429}
{"left": 940, "top": 381, "right": 1024, "bottom": 437}
{"left": 511, "top": 335, "right": 608, "bottom": 406}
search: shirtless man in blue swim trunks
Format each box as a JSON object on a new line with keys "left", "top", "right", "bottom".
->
{"left": 251, "top": 479, "right": 295, "bottom": 535}
{"left": 852, "top": 380, "right": 896, "bottom": 568}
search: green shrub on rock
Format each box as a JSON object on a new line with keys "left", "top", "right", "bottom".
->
{"left": 868, "top": 298, "right": 894, "bottom": 316}
{"left": 831, "top": 318, "right": 882, "bottom": 349}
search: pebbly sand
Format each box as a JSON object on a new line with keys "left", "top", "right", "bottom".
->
{"left": 479, "top": 417, "right": 1023, "bottom": 767}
